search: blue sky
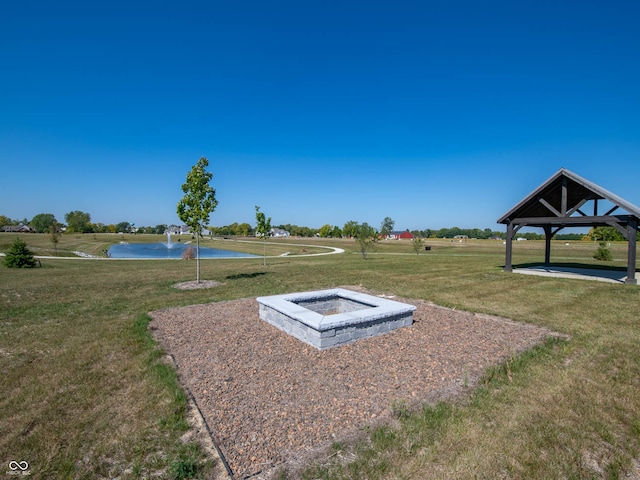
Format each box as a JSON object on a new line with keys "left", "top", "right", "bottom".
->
{"left": 1, "top": 0, "right": 639, "bottom": 231}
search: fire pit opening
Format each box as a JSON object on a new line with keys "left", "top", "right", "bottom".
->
{"left": 292, "top": 294, "right": 375, "bottom": 316}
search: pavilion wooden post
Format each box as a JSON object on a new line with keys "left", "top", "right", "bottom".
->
{"left": 543, "top": 225, "right": 552, "bottom": 265}
{"left": 626, "top": 218, "right": 637, "bottom": 285}
{"left": 504, "top": 222, "right": 514, "bottom": 272}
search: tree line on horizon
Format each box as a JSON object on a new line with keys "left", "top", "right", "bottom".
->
{"left": 0, "top": 212, "right": 634, "bottom": 242}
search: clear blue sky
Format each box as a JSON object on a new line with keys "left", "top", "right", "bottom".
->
{"left": 1, "top": 0, "right": 639, "bottom": 231}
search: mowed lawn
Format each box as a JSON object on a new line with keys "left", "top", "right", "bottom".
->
{"left": 1, "top": 234, "right": 639, "bottom": 479}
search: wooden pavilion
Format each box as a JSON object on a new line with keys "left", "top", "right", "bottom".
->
{"left": 497, "top": 168, "right": 639, "bottom": 285}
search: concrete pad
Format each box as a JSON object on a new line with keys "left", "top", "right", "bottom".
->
{"left": 513, "top": 265, "right": 634, "bottom": 284}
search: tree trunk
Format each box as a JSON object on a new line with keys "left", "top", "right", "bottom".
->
{"left": 196, "top": 233, "right": 201, "bottom": 283}
{"left": 263, "top": 238, "right": 267, "bottom": 266}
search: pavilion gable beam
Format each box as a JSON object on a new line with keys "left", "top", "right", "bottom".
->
{"left": 539, "top": 198, "right": 562, "bottom": 217}
{"left": 512, "top": 215, "right": 628, "bottom": 226}
{"left": 567, "top": 198, "right": 589, "bottom": 216}
{"left": 561, "top": 177, "right": 568, "bottom": 215}
{"left": 604, "top": 205, "right": 619, "bottom": 216}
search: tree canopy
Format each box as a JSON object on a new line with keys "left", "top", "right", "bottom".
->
{"left": 380, "top": 217, "right": 395, "bottom": 237}
{"left": 65, "top": 211, "right": 92, "bottom": 233}
{"left": 30, "top": 213, "right": 57, "bottom": 233}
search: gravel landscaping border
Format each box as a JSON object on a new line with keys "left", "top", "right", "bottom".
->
{"left": 149, "top": 287, "right": 559, "bottom": 478}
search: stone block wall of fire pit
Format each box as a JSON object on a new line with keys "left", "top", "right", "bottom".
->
{"left": 257, "top": 288, "right": 416, "bottom": 350}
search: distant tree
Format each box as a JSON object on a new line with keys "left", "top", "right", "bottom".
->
{"left": 92, "top": 223, "right": 107, "bottom": 233}
{"left": 331, "top": 225, "right": 342, "bottom": 238}
{"left": 210, "top": 225, "right": 234, "bottom": 236}
{"left": 255, "top": 206, "right": 271, "bottom": 266}
{"left": 380, "top": 217, "right": 395, "bottom": 238}
{"left": 155, "top": 224, "right": 168, "bottom": 235}
{"left": 554, "top": 233, "right": 584, "bottom": 241}
{"left": 354, "top": 222, "right": 378, "bottom": 259}
{"left": 518, "top": 232, "right": 543, "bottom": 240}
{"left": 30, "top": 213, "right": 57, "bottom": 233}
{"left": 411, "top": 237, "right": 424, "bottom": 255}
{"left": 343, "top": 220, "right": 359, "bottom": 238}
{"left": 586, "top": 226, "right": 625, "bottom": 242}
{"left": 49, "top": 222, "right": 61, "bottom": 256}
{"left": 318, "top": 224, "right": 332, "bottom": 238}
{"left": 235, "top": 223, "right": 251, "bottom": 236}
{"left": 227, "top": 222, "right": 239, "bottom": 235}
{"left": 3, "top": 237, "right": 37, "bottom": 268}
{"left": 0, "top": 215, "right": 12, "bottom": 228}
{"left": 65, "top": 211, "right": 93, "bottom": 233}
{"left": 177, "top": 157, "right": 218, "bottom": 283}
{"left": 116, "top": 221, "right": 131, "bottom": 233}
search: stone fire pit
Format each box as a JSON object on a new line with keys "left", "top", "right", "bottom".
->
{"left": 257, "top": 288, "right": 416, "bottom": 350}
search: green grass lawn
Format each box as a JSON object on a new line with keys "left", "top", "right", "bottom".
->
{"left": 1, "top": 235, "right": 639, "bottom": 479}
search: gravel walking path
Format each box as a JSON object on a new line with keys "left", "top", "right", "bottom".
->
{"left": 150, "top": 287, "right": 557, "bottom": 478}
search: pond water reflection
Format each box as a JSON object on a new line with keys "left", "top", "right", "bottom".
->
{"left": 108, "top": 242, "right": 258, "bottom": 259}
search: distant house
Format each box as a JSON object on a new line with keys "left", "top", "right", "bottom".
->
{"left": 166, "top": 225, "right": 191, "bottom": 235}
{"left": 387, "top": 230, "right": 414, "bottom": 240}
{"left": 1, "top": 224, "right": 34, "bottom": 233}
{"left": 270, "top": 227, "right": 290, "bottom": 238}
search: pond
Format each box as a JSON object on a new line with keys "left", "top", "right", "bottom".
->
{"left": 108, "top": 242, "right": 259, "bottom": 259}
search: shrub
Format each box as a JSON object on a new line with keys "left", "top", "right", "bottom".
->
{"left": 593, "top": 242, "right": 613, "bottom": 261}
{"left": 3, "top": 237, "right": 37, "bottom": 268}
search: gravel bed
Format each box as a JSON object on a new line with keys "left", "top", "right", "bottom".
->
{"left": 150, "top": 287, "right": 557, "bottom": 478}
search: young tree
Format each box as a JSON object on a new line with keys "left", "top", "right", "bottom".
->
{"left": 411, "top": 237, "right": 424, "bottom": 255}
{"left": 593, "top": 242, "right": 613, "bottom": 261}
{"left": 177, "top": 157, "right": 218, "bottom": 283}
{"left": 3, "top": 237, "right": 37, "bottom": 268}
{"left": 380, "top": 216, "right": 395, "bottom": 238}
{"left": 255, "top": 206, "right": 271, "bottom": 266}
{"left": 354, "top": 222, "right": 378, "bottom": 259}
{"left": 49, "top": 222, "right": 61, "bottom": 256}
